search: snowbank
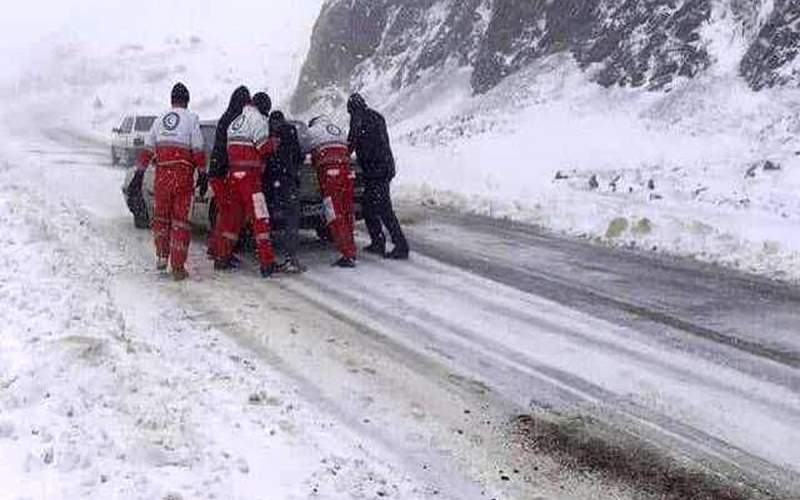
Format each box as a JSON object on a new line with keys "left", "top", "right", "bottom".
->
{"left": 369, "top": 54, "right": 800, "bottom": 283}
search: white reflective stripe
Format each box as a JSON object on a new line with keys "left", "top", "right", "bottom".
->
{"left": 155, "top": 140, "right": 192, "bottom": 149}
{"left": 317, "top": 142, "right": 348, "bottom": 152}
{"left": 229, "top": 161, "right": 263, "bottom": 169}
{"left": 255, "top": 233, "right": 271, "bottom": 241}
{"left": 228, "top": 140, "right": 254, "bottom": 147}
{"left": 172, "top": 221, "right": 192, "bottom": 231}
{"left": 222, "top": 232, "right": 238, "bottom": 241}
{"left": 326, "top": 169, "right": 341, "bottom": 177}
{"left": 232, "top": 172, "right": 247, "bottom": 179}
{"left": 252, "top": 192, "right": 270, "bottom": 220}
{"left": 157, "top": 160, "right": 194, "bottom": 168}
{"left": 323, "top": 196, "right": 336, "bottom": 224}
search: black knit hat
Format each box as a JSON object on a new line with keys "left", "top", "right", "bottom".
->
{"left": 253, "top": 92, "right": 272, "bottom": 117}
{"left": 171, "top": 82, "right": 190, "bottom": 105}
{"left": 347, "top": 93, "right": 367, "bottom": 114}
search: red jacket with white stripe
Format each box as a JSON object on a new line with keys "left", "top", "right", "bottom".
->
{"left": 226, "top": 105, "right": 278, "bottom": 172}
{"left": 302, "top": 116, "right": 350, "bottom": 169}
{"left": 137, "top": 107, "right": 206, "bottom": 172}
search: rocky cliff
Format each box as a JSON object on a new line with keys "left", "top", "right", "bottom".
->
{"left": 291, "top": 0, "right": 800, "bottom": 114}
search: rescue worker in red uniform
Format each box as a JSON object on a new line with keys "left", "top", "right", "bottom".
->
{"left": 205, "top": 86, "right": 250, "bottom": 265}
{"left": 136, "top": 83, "right": 206, "bottom": 281}
{"left": 215, "top": 97, "right": 280, "bottom": 278}
{"left": 302, "top": 116, "right": 357, "bottom": 268}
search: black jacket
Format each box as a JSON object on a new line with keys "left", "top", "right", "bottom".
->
{"left": 209, "top": 114, "right": 235, "bottom": 179}
{"left": 266, "top": 121, "right": 303, "bottom": 190}
{"left": 209, "top": 87, "right": 250, "bottom": 179}
{"left": 348, "top": 108, "right": 396, "bottom": 181}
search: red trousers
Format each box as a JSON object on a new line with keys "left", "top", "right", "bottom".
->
{"left": 318, "top": 162, "right": 356, "bottom": 259}
{"left": 217, "top": 170, "right": 275, "bottom": 268}
{"left": 208, "top": 177, "right": 232, "bottom": 258}
{"left": 153, "top": 166, "right": 195, "bottom": 270}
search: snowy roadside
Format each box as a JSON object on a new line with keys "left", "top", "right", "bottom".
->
{"left": 0, "top": 136, "right": 440, "bottom": 499}
{"left": 381, "top": 57, "right": 800, "bottom": 284}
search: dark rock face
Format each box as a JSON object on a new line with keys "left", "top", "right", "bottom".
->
{"left": 471, "top": 0, "right": 551, "bottom": 93}
{"left": 471, "top": 0, "right": 712, "bottom": 93}
{"left": 291, "top": 0, "right": 800, "bottom": 114}
{"left": 292, "top": 1, "right": 389, "bottom": 113}
{"left": 292, "top": 0, "right": 488, "bottom": 112}
{"left": 740, "top": 0, "right": 800, "bottom": 90}
{"left": 570, "top": 0, "right": 711, "bottom": 90}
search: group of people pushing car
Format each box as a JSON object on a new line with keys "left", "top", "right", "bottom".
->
{"left": 133, "top": 82, "right": 409, "bottom": 281}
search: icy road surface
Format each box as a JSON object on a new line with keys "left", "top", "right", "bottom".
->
{"left": 2, "top": 125, "right": 800, "bottom": 499}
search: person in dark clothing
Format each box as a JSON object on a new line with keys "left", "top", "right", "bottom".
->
{"left": 346, "top": 93, "right": 409, "bottom": 260}
{"left": 253, "top": 92, "right": 272, "bottom": 118}
{"left": 266, "top": 109, "right": 306, "bottom": 273}
{"left": 207, "top": 86, "right": 250, "bottom": 266}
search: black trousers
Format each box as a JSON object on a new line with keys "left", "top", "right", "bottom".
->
{"left": 268, "top": 179, "right": 301, "bottom": 259}
{"left": 363, "top": 179, "right": 408, "bottom": 252}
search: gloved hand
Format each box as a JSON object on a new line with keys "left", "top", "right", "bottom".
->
{"left": 197, "top": 172, "right": 209, "bottom": 199}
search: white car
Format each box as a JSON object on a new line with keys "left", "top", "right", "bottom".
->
{"left": 121, "top": 120, "right": 364, "bottom": 236}
{"left": 111, "top": 115, "right": 157, "bottom": 166}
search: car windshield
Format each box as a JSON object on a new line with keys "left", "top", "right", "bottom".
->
{"left": 134, "top": 116, "right": 156, "bottom": 132}
{"left": 120, "top": 117, "right": 133, "bottom": 133}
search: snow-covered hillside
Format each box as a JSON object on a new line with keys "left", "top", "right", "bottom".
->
{"left": 290, "top": 0, "right": 800, "bottom": 282}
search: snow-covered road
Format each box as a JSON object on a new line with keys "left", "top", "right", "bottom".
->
{"left": 2, "top": 122, "right": 800, "bottom": 499}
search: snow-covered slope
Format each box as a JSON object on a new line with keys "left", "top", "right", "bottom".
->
{"left": 1, "top": 0, "right": 322, "bottom": 137}
{"left": 289, "top": 0, "right": 800, "bottom": 282}
{"left": 291, "top": 0, "right": 800, "bottom": 112}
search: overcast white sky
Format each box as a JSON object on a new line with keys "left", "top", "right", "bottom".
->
{"left": 0, "top": 1, "right": 322, "bottom": 83}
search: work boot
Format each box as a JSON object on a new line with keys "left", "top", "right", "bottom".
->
{"left": 172, "top": 267, "right": 189, "bottom": 282}
{"left": 363, "top": 241, "right": 386, "bottom": 256}
{"left": 278, "top": 258, "right": 307, "bottom": 274}
{"left": 333, "top": 256, "right": 357, "bottom": 268}
{"left": 156, "top": 257, "right": 168, "bottom": 272}
{"left": 214, "top": 257, "right": 240, "bottom": 271}
{"left": 385, "top": 247, "right": 409, "bottom": 260}
{"left": 260, "top": 264, "right": 278, "bottom": 279}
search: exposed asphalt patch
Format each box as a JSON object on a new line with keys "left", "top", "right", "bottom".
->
{"left": 509, "top": 413, "right": 791, "bottom": 500}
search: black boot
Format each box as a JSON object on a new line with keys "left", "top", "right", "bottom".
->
{"left": 214, "top": 257, "right": 239, "bottom": 271}
{"left": 260, "top": 264, "right": 278, "bottom": 279}
{"left": 172, "top": 267, "right": 189, "bottom": 282}
{"left": 363, "top": 241, "right": 386, "bottom": 256}
{"left": 333, "top": 256, "right": 357, "bottom": 268}
{"left": 278, "top": 258, "right": 307, "bottom": 274}
{"left": 385, "top": 247, "right": 409, "bottom": 260}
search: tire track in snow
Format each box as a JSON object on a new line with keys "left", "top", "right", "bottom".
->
{"left": 403, "top": 208, "right": 800, "bottom": 371}
{"left": 276, "top": 253, "right": 800, "bottom": 498}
